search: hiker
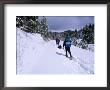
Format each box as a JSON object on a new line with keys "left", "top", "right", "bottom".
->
{"left": 56, "top": 38, "right": 60, "bottom": 46}
{"left": 63, "top": 35, "right": 72, "bottom": 58}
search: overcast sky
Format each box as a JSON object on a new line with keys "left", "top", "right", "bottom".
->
{"left": 39, "top": 16, "right": 94, "bottom": 32}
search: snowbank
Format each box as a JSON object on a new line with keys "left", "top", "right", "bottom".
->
{"left": 71, "top": 46, "right": 94, "bottom": 74}
{"left": 17, "top": 28, "right": 46, "bottom": 74}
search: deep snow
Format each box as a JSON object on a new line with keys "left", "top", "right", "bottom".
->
{"left": 17, "top": 28, "right": 94, "bottom": 74}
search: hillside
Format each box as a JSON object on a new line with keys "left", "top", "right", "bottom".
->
{"left": 17, "top": 28, "right": 94, "bottom": 74}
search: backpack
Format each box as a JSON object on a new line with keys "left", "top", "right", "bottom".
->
{"left": 58, "top": 45, "right": 62, "bottom": 49}
{"left": 65, "top": 37, "right": 72, "bottom": 47}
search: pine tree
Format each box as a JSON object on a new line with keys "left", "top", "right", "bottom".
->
{"left": 16, "top": 16, "right": 24, "bottom": 28}
{"left": 82, "top": 24, "right": 94, "bottom": 44}
{"left": 40, "top": 16, "right": 48, "bottom": 40}
{"left": 74, "top": 29, "right": 78, "bottom": 38}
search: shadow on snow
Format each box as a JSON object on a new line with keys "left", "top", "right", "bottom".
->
{"left": 56, "top": 52, "right": 65, "bottom": 57}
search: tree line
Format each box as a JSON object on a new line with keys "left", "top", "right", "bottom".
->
{"left": 48, "top": 24, "right": 94, "bottom": 44}
{"left": 16, "top": 16, "right": 94, "bottom": 45}
{"left": 16, "top": 16, "right": 48, "bottom": 40}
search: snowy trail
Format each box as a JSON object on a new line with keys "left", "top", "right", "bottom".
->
{"left": 23, "top": 41, "right": 92, "bottom": 74}
{"left": 17, "top": 28, "right": 94, "bottom": 74}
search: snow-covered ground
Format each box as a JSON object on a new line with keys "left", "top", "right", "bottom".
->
{"left": 17, "top": 28, "right": 94, "bottom": 74}
{"left": 87, "top": 44, "right": 94, "bottom": 52}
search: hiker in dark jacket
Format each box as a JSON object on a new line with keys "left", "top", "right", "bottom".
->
{"left": 56, "top": 38, "right": 60, "bottom": 46}
{"left": 63, "top": 36, "right": 72, "bottom": 57}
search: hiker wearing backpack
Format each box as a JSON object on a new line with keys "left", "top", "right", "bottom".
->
{"left": 63, "top": 35, "right": 72, "bottom": 58}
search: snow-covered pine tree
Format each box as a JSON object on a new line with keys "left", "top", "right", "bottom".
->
{"left": 82, "top": 24, "right": 94, "bottom": 44}
{"left": 16, "top": 16, "right": 41, "bottom": 33}
{"left": 35, "top": 17, "right": 41, "bottom": 33}
{"left": 40, "top": 16, "right": 48, "bottom": 40}
{"left": 16, "top": 16, "right": 24, "bottom": 28}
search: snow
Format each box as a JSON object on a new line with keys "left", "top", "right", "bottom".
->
{"left": 87, "top": 44, "right": 94, "bottom": 52}
{"left": 17, "top": 28, "right": 94, "bottom": 74}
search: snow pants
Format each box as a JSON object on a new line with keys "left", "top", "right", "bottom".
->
{"left": 65, "top": 47, "right": 72, "bottom": 57}
{"left": 56, "top": 41, "right": 59, "bottom": 46}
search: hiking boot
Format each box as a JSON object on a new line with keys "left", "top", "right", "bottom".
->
{"left": 70, "top": 55, "right": 72, "bottom": 58}
{"left": 66, "top": 55, "right": 68, "bottom": 57}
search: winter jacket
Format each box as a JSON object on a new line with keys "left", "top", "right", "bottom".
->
{"left": 56, "top": 38, "right": 60, "bottom": 43}
{"left": 63, "top": 37, "right": 72, "bottom": 48}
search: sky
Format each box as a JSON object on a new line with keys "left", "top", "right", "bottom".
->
{"left": 39, "top": 16, "right": 94, "bottom": 32}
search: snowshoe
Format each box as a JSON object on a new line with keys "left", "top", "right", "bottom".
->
{"left": 68, "top": 56, "right": 73, "bottom": 60}
{"left": 65, "top": 54, "right": 69, "bottom": 57}
{"left": 66, "top": 56, "right": 72, "bottom": 60}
